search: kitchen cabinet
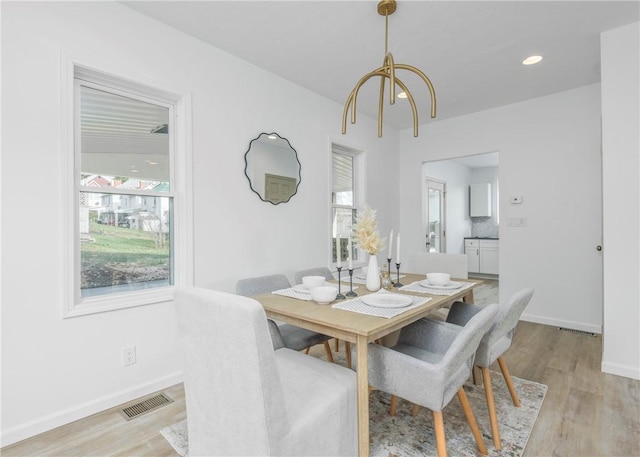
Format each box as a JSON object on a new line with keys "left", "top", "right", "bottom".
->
{"left": 470, "top": 183, "right": 491, "bottom": 217}
{"left": 465, "top": 239, "right": 499, "bottom": 275}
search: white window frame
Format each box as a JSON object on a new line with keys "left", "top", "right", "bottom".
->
{"left": 61, "top": 58, "right": 193, "bottom": 318}
{"left": 330, "top": 143, "right": 365, "bottom": 268}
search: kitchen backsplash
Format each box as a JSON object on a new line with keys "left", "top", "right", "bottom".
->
{"left": 471, "top": 216, "right": 499, "bottom": 238}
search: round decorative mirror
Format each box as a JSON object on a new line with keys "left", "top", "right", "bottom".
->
{"left": 244, "top": 132, "right": 301, "bottom": 205}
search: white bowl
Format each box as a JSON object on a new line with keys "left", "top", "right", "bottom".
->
{"left": 309, "top": 286, "right": 338, "bottom": 304}
{"left": 426, "top": 272, "right": 451, "bottom": 286}
{"left": 302, "top": 275, "right": 326, "bottom": 289}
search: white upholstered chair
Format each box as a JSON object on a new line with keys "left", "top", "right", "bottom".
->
{"left": 362, "top": 303, "right": 499, "bottom": 457}
{"left": 406, "top": 252, "right": 469, "bottom": 279}
{"left": 444, "top": 288, "right": 535, "bottom": 449}
{"left": 379, "top": 252, "right": 470, "bottom": 347}
{"left": 236, "top": 274, "right": 335, "bottom": 362}
{"left": 174, "top": 286, "right": 358, "bottom": 456}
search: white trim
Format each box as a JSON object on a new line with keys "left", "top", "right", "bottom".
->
{"left": 520, "top": 312, "right": 602, "bottom": 335}
{"left": 0, "top": 371, "right": 183, "bottom": 447}
{"left": 423, "top": 176, "right": 447, "bottom": 254}
{"left": 601, "top": 361, "right": 640, "bottom": 380}
{"left": 60, "top": 54, "right": 193, "bottom": 318}
{"left": 330, "top": 142, "right": 366, "bottom": 268}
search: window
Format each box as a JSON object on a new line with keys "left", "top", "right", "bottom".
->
{"left": 63, "top": 63, "right": 192, "bottom": 316}
{"left": 331, "top": 145, "right": 362, "bottom": 266}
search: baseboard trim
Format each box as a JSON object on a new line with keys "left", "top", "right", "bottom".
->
{"left": 520, "top": 312, "right": 602, "bottom": 335}
{"left": 1, "top": 371, "right": 183, "bottom": 448}
{"left": 601, "top": 361, "right": 640, "bottom": 380}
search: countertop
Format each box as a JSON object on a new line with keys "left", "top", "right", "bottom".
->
{"left": 464, "top": 237, "right": 499, "bottom": 240}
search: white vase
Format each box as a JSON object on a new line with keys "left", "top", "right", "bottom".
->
{"left": 365, "top": 254, "right": 381, "bottom": 292}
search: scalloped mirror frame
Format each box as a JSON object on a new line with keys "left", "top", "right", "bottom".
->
{"left": 244, "top": 132, "right": 301, "bottom": 205}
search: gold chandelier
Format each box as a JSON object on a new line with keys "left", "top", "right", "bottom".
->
{"left": 342, "top": 0, "right": 436, "bottom": 138}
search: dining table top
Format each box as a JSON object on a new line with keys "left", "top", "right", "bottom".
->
{"left": 254, "top": 273, "right": 482, "bottom": 344}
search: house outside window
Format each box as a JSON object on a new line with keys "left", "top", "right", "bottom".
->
{"left": 331, "top": 144, "right": 362, "bottom": 266}
{"left": 64, "top": 63, "right": 192, "bottom": 317}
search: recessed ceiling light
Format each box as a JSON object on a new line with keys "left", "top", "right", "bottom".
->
{"left": 523, "top": 55, "right": 543, "bottom": 65}
{"left": 397, "top": 92, "right": 407, "bottom": 99}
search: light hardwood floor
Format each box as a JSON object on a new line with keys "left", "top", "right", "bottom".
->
{"left": 3, "top": 281, "right": 639, "bottom": 456}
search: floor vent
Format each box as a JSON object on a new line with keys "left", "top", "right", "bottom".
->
{"left": 120, "top": 393, "right": 173, "bottom": 421}
{"left": 558, "top": 327, "right": 597, "bottom": 337}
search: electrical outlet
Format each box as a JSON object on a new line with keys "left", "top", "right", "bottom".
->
{"left": 122, "top": 346, "right": 137, "bottom": 366}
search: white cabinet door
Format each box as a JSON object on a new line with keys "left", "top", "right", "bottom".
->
{"left": 470, "top": 183, "right": 491, "bottom": 217}
{"left": 466, "top": 247, "right": 480, "bottom": 273}
{"left": 479, "top": 247, "right": 499, "bottom": 274}
{"left": 466, "top": 239, "right": 498, "bottom": 275}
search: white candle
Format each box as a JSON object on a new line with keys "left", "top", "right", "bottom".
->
{"left": 396, "top": 233, "right": 401, "bottom": 263}
{"left": 388, "top": 229, "right": 394, "bottom": 259}
{"left": 335, "top": 236, "right": 341, "bottom": 267}
{"left": 348, "top": 237, "right": 353, "bottom": 270}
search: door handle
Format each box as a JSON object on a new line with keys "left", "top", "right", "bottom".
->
{"left": 596, "top": 245, "right": 602, "bottom": 251}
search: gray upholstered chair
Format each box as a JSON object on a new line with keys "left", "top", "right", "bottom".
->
{"left": 294, "top": 266, "right": 335, "bottom": 285}
{"left": 174, "top": 287, "right": 357, "bottom": 456}
{"left": 363, "top": 303, "right": 499, "bottom": 457}
{"left": 293, "top": 267, "right": 352, "bottom": 365}
{"left": 236, "top": 274, "right": 335, "bottom": 362}
{"left": 444, "top": 288, "right": 534, "bottom": 450}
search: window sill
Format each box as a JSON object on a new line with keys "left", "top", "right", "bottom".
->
{"left": 64, "top": 286, "right": 174, "bottom": 318}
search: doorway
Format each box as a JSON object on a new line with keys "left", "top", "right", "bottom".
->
{"left": 425, "top": 178, "right": 446, "bottom": 253}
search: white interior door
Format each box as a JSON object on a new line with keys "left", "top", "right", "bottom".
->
{"left": 425, "top": 178, "right": 446, "bottom": 253}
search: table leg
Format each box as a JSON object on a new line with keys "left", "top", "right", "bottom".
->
{"left": 463, "top": 289, "right": 475, "bottom": 303}
{"left": 356, "top": 334, "right": 370, "bottom": 457}
{"left": 463, "top": 289, "right": 483, "bottom": 385}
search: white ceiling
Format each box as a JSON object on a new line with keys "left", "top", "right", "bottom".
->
{"left": 121, "top": 0, "right": 639, "bottom": 132}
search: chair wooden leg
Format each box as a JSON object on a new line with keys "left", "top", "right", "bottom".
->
{"left": 411, "top": 404, "right": 420, "bottom": 416}
{"left": 433, "top": 410, "right": 447, "bottom": 457}
{"left": 497, "top": 356, "right": 520, "bottom": 407}
{"left": 389, "top": 395, "right": 398, "bottom": 416}
{"left": 345, "top": 342, "right": 352, "bottom": 369}
{"left": 335, "top": 338, "right": 339, "bottom": 351}
{"left": 481, "top": 367, "right": 502, "bottom": 449}
{"left": 457, "top": 388, "right": 488, "bottom": 455}
{"left": 323, "top": 341, "right": 334, "bottom": 363}
{"left": 472, "top": 366, "right": 482, "bottom": 385}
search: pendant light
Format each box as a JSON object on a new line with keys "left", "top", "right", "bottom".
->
{"left": 342, "top": 0, "right": 436, "bottom": 137}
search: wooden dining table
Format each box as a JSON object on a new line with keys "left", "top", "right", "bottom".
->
{"left": 253, "top": 273, "right": 481, "bottom": 457}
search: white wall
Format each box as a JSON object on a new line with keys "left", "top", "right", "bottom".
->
{"left": 600, "top": 22, "right": 640, "bottom": 380}
{"left": 422, "top": 160, "right": 472, "bottom": 254}
{"left": 1, "top": 2, "right": 399, "bottom": 445}
{"left": 399, "top": 84, "right": 604, "bottom": 334}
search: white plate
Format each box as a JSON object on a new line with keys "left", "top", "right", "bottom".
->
{"left": 419, "top": 280, "right": 462, "bottom": 290}
{"left": 292, "top": 284, "right": 311, "bottom": 294}
{"left": 355, "top": 274, "right": 367, "bottom": 280}
{"left": 361, "top": 293, "right": 413, "bottom": 309}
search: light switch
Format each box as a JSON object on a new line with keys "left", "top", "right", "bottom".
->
{"left": 511, "top": 195, "right": 522, "bottom": 204}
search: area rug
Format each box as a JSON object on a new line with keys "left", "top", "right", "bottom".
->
{"left": 160, "top": 370, "right": 546, "bottom": 457}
